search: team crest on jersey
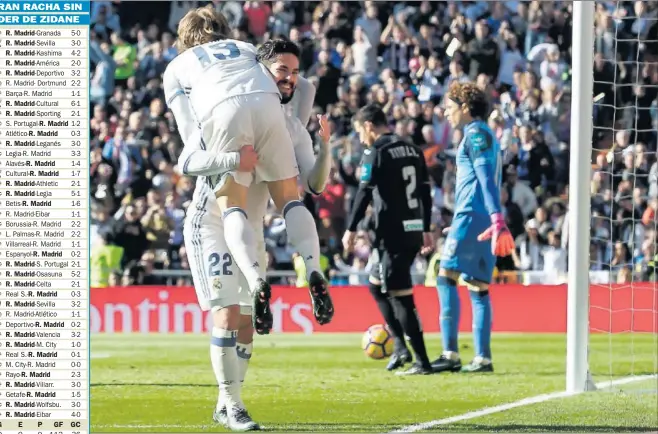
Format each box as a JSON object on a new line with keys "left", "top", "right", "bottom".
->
{"left": 212, "top": 277, "right": 222, "bottom": 292}
{"left": 470, "top": 130, "right": 491, "bottom": 151}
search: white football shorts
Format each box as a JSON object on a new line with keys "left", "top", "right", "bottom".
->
{"left": 199, "top": 93, "right": 299, "bottom": 194}
{"left": 183, "top": 198, "right": 267, "bottom": 314}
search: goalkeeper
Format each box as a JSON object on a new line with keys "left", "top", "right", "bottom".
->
{"left": 432, "top": 82, "right": 514, "bottom": 374}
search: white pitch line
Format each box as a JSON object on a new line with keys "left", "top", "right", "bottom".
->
{"left": 96, "top": 425, "right": 206, "bottom": 429}
{"left": 390, "top": 375, "right": 657, "bottom": 433}
{"left": 90, "top": 353, "right": 111, "bottom": 359}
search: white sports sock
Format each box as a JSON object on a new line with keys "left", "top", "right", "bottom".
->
{"left": 210, "top": 327, "right": 243, "bottom": 411}
{"left": 217, "top": 342, "right": 253, "bottom": 411}
{"left": 236, "top": 342, "right": 253, "bottom": 383}
{"left": 442, "top": 350, "right": 460, "bottom": 361}
{"left": 223, "top": 208, "right": 264, "bottom": 289}
{"left": 283, "top": 201, "right": 322, "bottom": 278}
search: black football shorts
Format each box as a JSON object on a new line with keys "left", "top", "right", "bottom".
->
{"left": 369, "top": 247, "right": 418, "bottom": 292}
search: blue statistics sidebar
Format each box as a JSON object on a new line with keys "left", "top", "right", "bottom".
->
{"left": 0, "top": 2, "right": 90, "bottom": 434}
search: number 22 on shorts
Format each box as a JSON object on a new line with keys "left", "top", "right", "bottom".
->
{"left": 207, "top": 252, "right": 234, "bottom": 276}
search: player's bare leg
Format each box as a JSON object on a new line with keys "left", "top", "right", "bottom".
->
{"left": 367, "top": 275, "right": 411, "bottom": 371}
{"left": 216, "top": 176, "right": 273, "bottom": 335}
{"left": 215, "top": 312, "right": 255, "bottom": 429}
{"left": 267, "top": 177, "right": 334, "bottom": 325}
{"left": 389, "top": 288, "right": 434, "bottom": 376}
{"left": 210, "top": 305, "right": 259, "bottom": 431}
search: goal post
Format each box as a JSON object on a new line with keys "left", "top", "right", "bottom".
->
{"left": 566, "top": 0, "right": 596, "bottom": 394}
{"left": 567, "top": 1, "right": 658, "bottom": 395}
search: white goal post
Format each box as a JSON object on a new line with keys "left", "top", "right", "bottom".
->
{"left": 566, "top": 0, "right": 596, "bottom": 394}
{"left": 567, "top": 1, "right": 658, "bottom": 394}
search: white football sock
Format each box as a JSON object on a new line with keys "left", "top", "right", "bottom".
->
{"left": 442, "top": 350, "right": 460, "bottom": 361}
{"left": 217, "top": 342, "right": 253, "bottom": 411}
{"left": 210, "top": 327, "right": 243, "bottom": 411}
{"left": 222, "top": 208, "right": 264, "bottom": 289}
{"left": 282, "top": 201, "right": 322, "bottom": 278}
{"left": 236, "top": 342, "right": 253, "bottom": 383}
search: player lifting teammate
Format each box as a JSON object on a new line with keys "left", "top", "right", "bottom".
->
{"left": 164, "top": 7, "right": 332, "bottom": 431}
{"left": 432, "top": 81, "right": 514, "bottom": 374}
{"left": 343, "top": 104, "right": 435, "bottom": 376}
{"left": 164, "top": 6, "right": 333, "bottom": 342}
{"left": 178, "top": 39, "right": 332, "bottom": 430}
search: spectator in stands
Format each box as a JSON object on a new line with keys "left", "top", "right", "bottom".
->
{"left": 89, "top": 1, "right": 658, "bottom": 286}
{"left": 110, "top": 32, "right": 136, "bottom": 87}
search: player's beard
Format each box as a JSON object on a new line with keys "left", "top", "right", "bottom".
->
{"left": 278, "top": 80, "right": 296, "bottom": 105}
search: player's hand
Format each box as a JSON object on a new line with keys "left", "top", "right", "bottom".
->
{"left": 342, "top": 230, "right": 356, "bottom": 253}
{"left": 477, "top": 213, "right": 515, "bottom": 257}
{"left": 238, "top": 145, "right": 257, "bottom": 172}
{"left": 420, "top": 232, "right": 434, "bottom": 255}
{"left": 442, "top": 227, "right": 451, "bottom": 235}
{"left": 318, "top": 114, "right": 331, "bottom": 144}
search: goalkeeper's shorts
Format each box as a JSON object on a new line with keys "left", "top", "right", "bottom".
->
{"left": 440, "top": 211, "right": 496, "bottom": 285}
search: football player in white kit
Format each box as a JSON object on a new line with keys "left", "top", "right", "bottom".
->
{"left": 164, "top": 7, "right": 333, "bottom": 353}
{"left": 178, "top": 39, "right": 332, "bottom": 431}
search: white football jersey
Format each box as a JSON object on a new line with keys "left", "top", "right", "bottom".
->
{"left": 164, "top": 39, "right": 280, "bottom": 124}
{"left": 189, "top": 113, "right": 316, "bottom": 232}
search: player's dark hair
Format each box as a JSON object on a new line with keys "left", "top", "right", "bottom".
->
{"left": 447, "top": 81, "right": 490, "bottom": 119}
{"left": 257, "top": 39, "right": 300, "bottom": 64}
{"left": 354, "top": 104, "right": 388, "bottom": 127}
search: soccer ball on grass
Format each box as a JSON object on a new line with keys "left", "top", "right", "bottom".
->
{"left": 362, "top": 324, "right": 394, "bottom": 359}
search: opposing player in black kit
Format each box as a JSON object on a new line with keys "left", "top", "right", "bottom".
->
{"left": 342, "top": 104, "right": 435, "bottom": 375}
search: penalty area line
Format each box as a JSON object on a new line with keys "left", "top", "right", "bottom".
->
{"left": 390, "top": 374, "right": 657, "bottom": 433}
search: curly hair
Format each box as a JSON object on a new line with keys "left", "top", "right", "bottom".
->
{"left": 447, "top": 81, "right": 490, "bottom": 119}
{"left": 175, "top": 5, "right": 231, "bottom": 52}
{"left": 256, "top": 39, "right": 300, "bottom": 65}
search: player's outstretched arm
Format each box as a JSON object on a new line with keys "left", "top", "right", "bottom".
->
{"left": 467, "top": 130, "right": 514, "bottom": 257}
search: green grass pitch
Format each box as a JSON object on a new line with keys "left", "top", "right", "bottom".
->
{"left": 91, "top": 333, "right": 657, "bottom": 432}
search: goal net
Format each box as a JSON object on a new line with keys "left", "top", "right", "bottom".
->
{"left": 571, "top": 0, "right": 657, "bottom": 393}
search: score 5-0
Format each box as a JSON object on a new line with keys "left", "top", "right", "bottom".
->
{"left": 0, "top": 15, "right": 84, "bottom": 24}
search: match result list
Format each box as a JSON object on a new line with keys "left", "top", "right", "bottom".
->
{"left": 0, "top": 2, "right": 90, "bottom": 434}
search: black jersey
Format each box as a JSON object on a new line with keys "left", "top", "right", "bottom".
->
{"left": 346, "top": 133, "right": 432, "bottom": 252}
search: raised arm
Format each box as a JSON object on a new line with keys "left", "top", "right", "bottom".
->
{"left": 291, "top": 114, "right": 333, "bottom": 195}
{"left": 295, "top": 76, "right": 316, "bottom": 127}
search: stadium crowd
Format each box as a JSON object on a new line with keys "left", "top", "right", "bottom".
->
{"left": 89, "top": 0, "right": 658, "bottom": 288}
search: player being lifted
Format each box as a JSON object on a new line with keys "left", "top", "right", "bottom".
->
{"left": 179, "top": 39, "right": 332, "bottom": 431}
{"left": 343, "top": 104, "right": 435, "bottom": 376}
{"left": 432, "top": 82, "right": 514, "bottom": 374}
{"left": 164, "top": 7, "right": 333, "bottom": 342}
